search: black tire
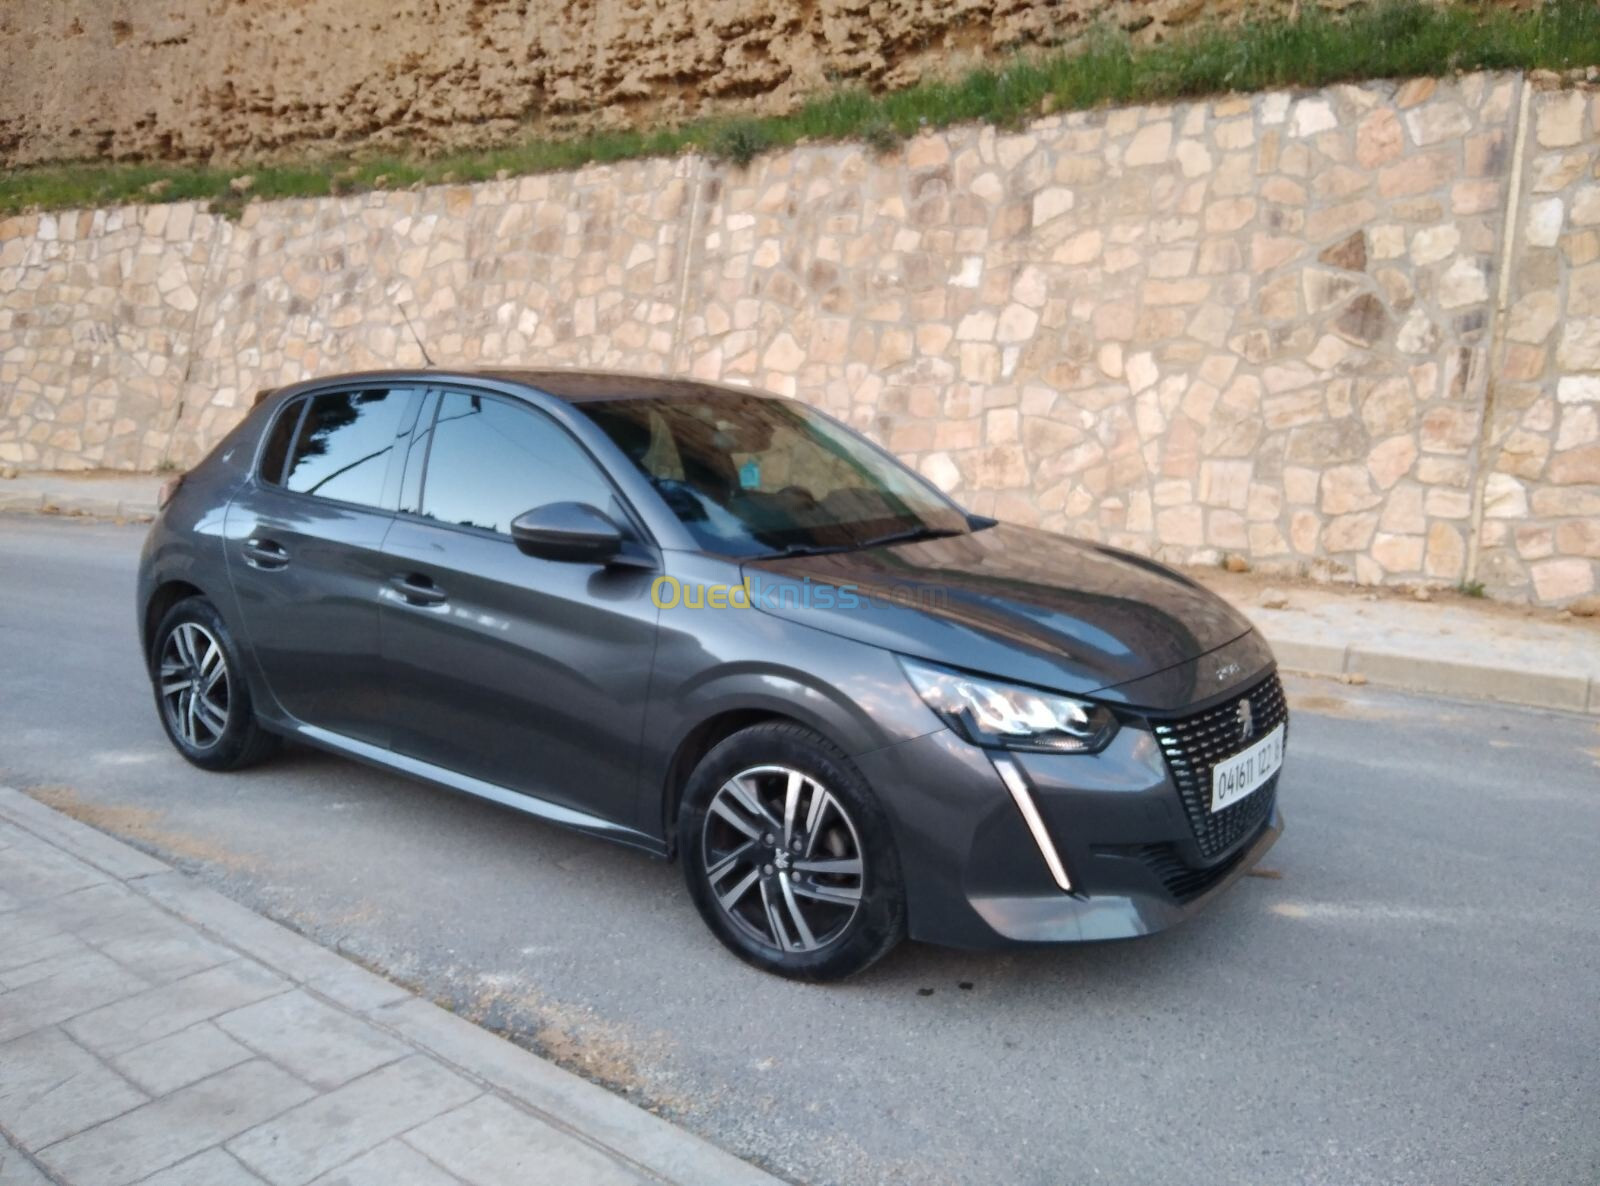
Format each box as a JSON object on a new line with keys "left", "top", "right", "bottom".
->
{"left": 150, "top": 596, "right": 279, "bottom": 772}
{"left": 679, "top": 721, "right": 906, "bottom": 981}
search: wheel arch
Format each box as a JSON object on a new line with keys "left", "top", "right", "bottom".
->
{"left": 645, "top": 648, "right": 923, "bottom": 856}
{"left": 659, "top": 708, "right": 809, "bottom": 855}
{"left": 142, "top": 579, "right": 208, "bottom": 664}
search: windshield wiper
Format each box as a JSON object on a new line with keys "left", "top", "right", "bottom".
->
{"left": 758, "top": 541, "right": 854, "bottom": 559}
{"left": 756, "top": 525, "right": 963, "bottom": 560}
{"left": 852, "top": 525, "right": 965, "bottom": 550}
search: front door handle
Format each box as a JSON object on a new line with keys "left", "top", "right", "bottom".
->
{"left": 242, "top": 537, "right": 289, "bottom": 569}
{"left": 389, "top": 573, "right": 448, "bottom": 606}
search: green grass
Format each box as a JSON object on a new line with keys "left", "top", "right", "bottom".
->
{"left": 4, "top": 0, "right": 1599, "bottom": 217}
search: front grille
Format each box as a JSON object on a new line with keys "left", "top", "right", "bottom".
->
{"left": 1102, "top": 798, "right": 1274, "bottom": 903}
{"left": 1152, "top": 672, "right": 1287, "bottom": 860}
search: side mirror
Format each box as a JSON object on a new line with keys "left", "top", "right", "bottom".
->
{"left": 510, "top": 502, "right": 626, "bottom": 564}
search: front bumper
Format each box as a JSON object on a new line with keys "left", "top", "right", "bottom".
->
{"left": 854, "top": 703, "right": 1285, "bottom": 949}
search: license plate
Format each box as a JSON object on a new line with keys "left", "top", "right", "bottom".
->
{"left": 1210, "top": 722, "right": 1286, "bottom": 813}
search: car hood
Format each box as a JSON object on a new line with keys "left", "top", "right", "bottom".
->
{"left": 742, "top": 523, "right": 1255, "bottom": 701}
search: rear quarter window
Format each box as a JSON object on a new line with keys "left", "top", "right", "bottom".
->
{"left": 257, "top": 398, "right": 304, "bottom": 486}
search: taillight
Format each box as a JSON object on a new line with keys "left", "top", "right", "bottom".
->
{"left": 157, "top": 474, "right": 185, "bottom": 509}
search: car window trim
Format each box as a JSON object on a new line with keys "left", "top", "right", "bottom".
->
{"left": 398, "top": 383, "right": 658, "bottom": 548}
{"left": 396, "top": 389, "right": 441, "bottom": 516}
{"left": 248, "top": 383, "right": 423, "bottom": 516}
{"left": 382, "top": 386, "right": 430, "bottom": 512}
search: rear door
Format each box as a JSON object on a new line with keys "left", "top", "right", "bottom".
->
{"left": 378, "top": 387, "right": 660, "bottom": 828}
{"left": 226, "top": 384, "right": 423, "bottom": 744}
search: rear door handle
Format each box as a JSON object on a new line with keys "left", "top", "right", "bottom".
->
{"left": 242, "top": 537, "right": 289, "bottom": 569}
{"left": 389, "top": 573, "right": 448, "bottom": 606}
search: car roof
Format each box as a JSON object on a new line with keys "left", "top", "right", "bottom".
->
{"left": 276, "top": 367, "right": 776, "bottom": 405}
{"left": 482, "top": 369, "right": 771, "bottom": 404}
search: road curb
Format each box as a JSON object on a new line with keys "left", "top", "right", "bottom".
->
{"left": 1261, "top": 627, "right": 1598, "bottom": 715}
{"left": 0, "top": 786, "right": 781, "bottom": 1186}
{"left": 0, "top": 486, "right": 158, "bottom": 520}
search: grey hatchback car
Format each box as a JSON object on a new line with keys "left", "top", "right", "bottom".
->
{"left": 139, "top": 368, "right": 1287, "bottom": 980}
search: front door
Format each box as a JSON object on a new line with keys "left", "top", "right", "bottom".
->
{"left": 226, "top": 384, "right": 422, "bottom": 745}
{"left": 379, "top": 389, "right": 660, "bottom": 829}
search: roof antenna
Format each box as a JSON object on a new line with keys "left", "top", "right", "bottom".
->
{"left": 400, "top": 306, "right": 436, "bottom": 367}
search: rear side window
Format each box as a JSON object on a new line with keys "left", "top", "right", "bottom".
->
{"left": 419, "top": 391, "right": 614, "bottom": 534}
{"left": 284, "top": 389, "right": 409, "bottom": 508}
{"left": 257, "top": 399, "right": 304, "bottom": 486}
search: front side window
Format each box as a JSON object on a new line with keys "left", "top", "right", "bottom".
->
{"left": 283, "top": 389, "right": 411, "bottom": 508}
{"left": 418, "top": 391, "right": 615, "bottom": 534}
{"left": 579, "top": 394, "right": 969, "bottom": 557}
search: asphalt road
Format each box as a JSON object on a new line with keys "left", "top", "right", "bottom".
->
{"left": 3, "top": 514, "right": 1597, "bottom": 1186}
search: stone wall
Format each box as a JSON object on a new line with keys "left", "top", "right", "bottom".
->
{"left": 1475, "top": 88, "right": 1600, "bottom": 603}
{"left": 2, "top": 72, "right": 1598, "bottom": 604}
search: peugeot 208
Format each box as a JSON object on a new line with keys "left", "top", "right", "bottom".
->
{"left": 138, "top": 369, "right": 1288, "bottom": 980}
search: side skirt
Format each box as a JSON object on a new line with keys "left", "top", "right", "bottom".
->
{"left": 293, "top": 723, "right": 669, "bottom": 858}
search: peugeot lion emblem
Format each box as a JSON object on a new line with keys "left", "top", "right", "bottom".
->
{"left": 1236, "top": 698, "right": 1255, "bottom": 744}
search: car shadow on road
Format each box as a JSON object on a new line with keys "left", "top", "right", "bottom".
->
{"left": 254, "top": 740, "right": 1305, "bottom": 993}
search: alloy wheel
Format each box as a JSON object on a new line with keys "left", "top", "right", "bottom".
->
{"left": 159, "top": 622, "right": 230, "bottom": 750}
{"left": 701, "top": 764, "right": 865, "bottom": 954}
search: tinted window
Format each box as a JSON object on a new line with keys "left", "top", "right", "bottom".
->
{"left": 258, "top": 399, "right": 304, "bottom": 485}
{"left": 579, "top": 394, "right": 968, "bottom": 557}
{"left": 284, "top": 389, "right": 409, "bottom": 508}
{"left": 420, "top": 392, "right": 614, "bottom": 534}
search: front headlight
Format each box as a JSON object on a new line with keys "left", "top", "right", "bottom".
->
{"left": 900, "top": 657, "right": 1118, "bottom": 754}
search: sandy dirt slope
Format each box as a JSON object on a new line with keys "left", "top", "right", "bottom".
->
{"left": 1, "top": 0, "right": 1281, "bottom": 166}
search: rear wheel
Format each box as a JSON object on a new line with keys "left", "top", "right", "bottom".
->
{"left": 151, "top": 597, "right": 278, "bottom": 771}
{"left": 679, "top": 722, "right": 905, "bottom": 981}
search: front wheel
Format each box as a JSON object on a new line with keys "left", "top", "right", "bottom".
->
{"left": 150, "top": 597, "right": 278, "bottom": 771}
{"left": 679, "top": 722, "right": 905, "bottom": 981}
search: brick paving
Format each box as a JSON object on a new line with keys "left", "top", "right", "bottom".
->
{"left": 0, "top": 789, "right": 775, "bottom": 1186}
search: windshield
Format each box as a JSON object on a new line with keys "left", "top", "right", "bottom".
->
{"left": 578, "top": 393, "right": 971, "bottom": 557}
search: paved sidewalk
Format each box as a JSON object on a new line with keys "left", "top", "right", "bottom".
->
{"left": 1194, "top": 573, "right": 1600, "bottom": 715}
{"left": 0, "top": 473, "right": 161, "bottom": 520}
{"left": 0, "top": 787, "right": 777, "bottom": 1186}
{"left": 3, "top": 470, "right": 1596, "bottom": 714}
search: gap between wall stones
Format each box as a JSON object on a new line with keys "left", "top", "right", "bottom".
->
{"left": 163, "top": 213, "right": 233, "bottom": 469}
{"left": 1466, "top": 71, "right": 1534, "bottom": 586}
{"left": 671, "top": 155, "right": 709, "bottom": 376}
